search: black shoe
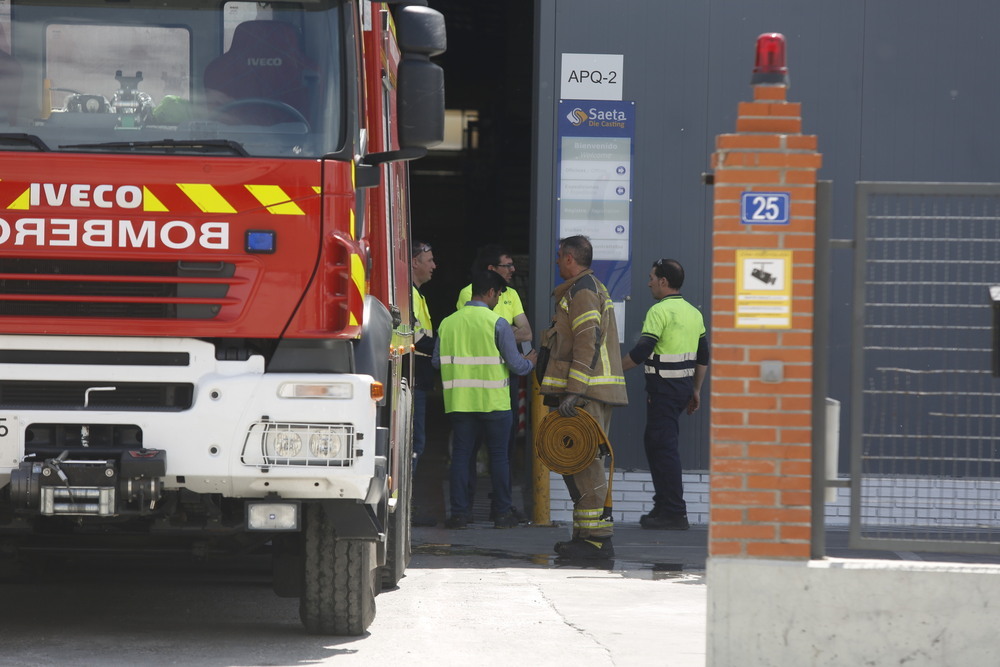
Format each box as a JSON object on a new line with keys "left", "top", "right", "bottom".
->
{"left": 492, "top": 511, "right": 520, "bottom": 529}
{"left": 640, "top": 512, "right": 689, "bottom": 530}
{"left": 489, "top": 505, "right": 526, "bottom": 522}
{"left": 554, "top": 536, "right": 615, "bottom": 560}
{"left": 444, "top": 515, "right": 469, "bottom": 529}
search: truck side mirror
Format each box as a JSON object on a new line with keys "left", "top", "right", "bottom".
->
{"left": 395, "top": 5, "right": 446, "bottom": 149}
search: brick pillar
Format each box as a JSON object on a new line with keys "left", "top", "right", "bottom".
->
{"left": 709, "top": 84, "right": 822, "bottom": 559}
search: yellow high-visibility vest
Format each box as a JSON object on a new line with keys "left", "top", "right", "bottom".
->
{"left": 438, "top": 305, "right": 510, "bottom": 413}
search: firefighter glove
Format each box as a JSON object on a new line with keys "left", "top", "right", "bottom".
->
{"left": 558, "top": 393, "right": 583, "bottom": 418}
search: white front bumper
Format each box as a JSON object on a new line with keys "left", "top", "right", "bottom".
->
{"left": 0, "top": 335, "right": 379, "bottom": 501}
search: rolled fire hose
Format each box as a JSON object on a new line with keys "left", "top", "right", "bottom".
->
{"left": 535, "top": 409, "right": 614, "bottom": 520}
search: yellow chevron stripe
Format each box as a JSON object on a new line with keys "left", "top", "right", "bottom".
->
{"left": 350, "top": 252, "right": 365, "bottom": 327}
{"left": 312, "top": 186, "right": 322, "bottom": 194}
{"left": 245, "top": 184, "right": 305, "bottom": 215}
{"left": 178, "top": 183, "right": 236, "bottom": 214}
{"left": 143, "top": 186, "right": 168, "bottom": 212}
{"left": 8, "top": 187, "right": 29, "bottom": 210}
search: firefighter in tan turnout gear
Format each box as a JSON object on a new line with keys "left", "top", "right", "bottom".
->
{"left": 539, "top": 235, "right": 628, "bottom": 559}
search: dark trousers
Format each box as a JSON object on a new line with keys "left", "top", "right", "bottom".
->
{"left": 449, "top": 411, "right": 513, "bottom": 518}
{"left": 466, "top": 376, "right": 520, "bottom": 510}
{"left": 644, "top": 392, "right": 690, "bottom": 515}
{"left": 412, "top": 387, "right": 427, "bottom": 474}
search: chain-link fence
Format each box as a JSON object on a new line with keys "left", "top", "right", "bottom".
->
{"left": 850, "top": 182, "right": 1000, "bottom": 554}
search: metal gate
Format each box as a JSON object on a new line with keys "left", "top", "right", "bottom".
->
{"left": 849, "top": 182, "right": 1000, "bottom": 554}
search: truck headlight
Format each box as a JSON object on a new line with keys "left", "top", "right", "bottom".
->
{"left": 309, "top": 432, "right": 342, "bottom": 458}
{"left": 272, "top": 431, "right": 302, "bottom": 458}
{"left": 247, "top": 422, "right": 355, "bottom": 467}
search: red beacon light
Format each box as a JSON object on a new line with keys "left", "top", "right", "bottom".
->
{"left": 751, "top": 32, "right": 789, "bottom": 86}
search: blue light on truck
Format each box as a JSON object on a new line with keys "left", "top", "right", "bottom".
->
{"left": 246, "top": 230, "right": 276, "bottom": 253}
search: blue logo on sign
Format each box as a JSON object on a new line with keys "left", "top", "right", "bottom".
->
{"left": 741, "top": 192, "right": 790, "bottom": 225}
{"left": 566, "top": 107, "right": 587, "bottom": 126}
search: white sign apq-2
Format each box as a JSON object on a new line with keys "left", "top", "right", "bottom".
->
{"left": 741, "top": 192, "right": 790, "bottom": 225}
{"left": 561, "top": 53, "right": 623, "bottom": 101}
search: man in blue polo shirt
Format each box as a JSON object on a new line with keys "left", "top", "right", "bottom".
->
{"left": 623, "top": 258, "right": 709, "bottom": 530}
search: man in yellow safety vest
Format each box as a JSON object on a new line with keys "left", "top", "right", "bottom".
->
{"left": 410, "top": 240, "right": 438, "bottom": 527}
{"left": 434, "top": 271, "right": 537, "bottom": 529}
{"left": 411, "top": 240, "right": 436, "bottom": 472}
{"left": 455, "top": 244, "right": 533, "bottom": 521}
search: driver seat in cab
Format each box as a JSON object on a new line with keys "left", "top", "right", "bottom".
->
{"left": 204, "top": 20, "right": 315, "bottom": 126}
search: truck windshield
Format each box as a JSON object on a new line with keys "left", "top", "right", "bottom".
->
{"left": 0, "top": 0, "right": 345, "bottom": 158}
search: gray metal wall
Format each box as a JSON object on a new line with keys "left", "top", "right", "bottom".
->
{"left": 531, "top": 0, "right": 1000, "bottom": 472}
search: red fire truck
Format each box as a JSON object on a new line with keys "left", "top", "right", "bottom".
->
{"left": 0, "top": 0, "right": 445, "bottom": 636}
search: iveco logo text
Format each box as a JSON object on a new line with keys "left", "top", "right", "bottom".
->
{"left": 30, "top": 183, "right": 143, "bottom": 209}
{"left": 0, "top": 218, "right": 229, "bottom": 249}
{"left": 247, "top": 57, "right": 282, "bottom": 66}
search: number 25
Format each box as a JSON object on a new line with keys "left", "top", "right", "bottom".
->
{"left": 751, "top": 196, "right": 781, "bottom": 221}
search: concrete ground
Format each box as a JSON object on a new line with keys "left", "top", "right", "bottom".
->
{"left": 410, "top": 521, "right": 1000, "bottom": 667}
{"left": 410, "top": 522, "right": 708, "bottom": 667}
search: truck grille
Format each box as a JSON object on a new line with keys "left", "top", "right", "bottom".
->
{"left": 0, "top": 381, "right": 193, "bottom": 410}
{"left": 0, "top": 258, "right": 238, "bottom": 319}
{"left": 25, "top": 423, "right": 143, "bottom": 454}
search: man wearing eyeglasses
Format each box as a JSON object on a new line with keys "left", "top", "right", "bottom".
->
{"left": 456, "top": 244, "right": 534, "bottom": 522}
{"left": 622, "top": 258, "right": 709, "bottom": 531}
{"left": 456, "top": 244, "right": 533, "bottom": 346}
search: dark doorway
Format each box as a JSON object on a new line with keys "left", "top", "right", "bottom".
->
{"left": 410, "top": 1, "right": 536, "bottom": 525}
{"left": 412, "top": 0, "right": 534, "bottom": 324}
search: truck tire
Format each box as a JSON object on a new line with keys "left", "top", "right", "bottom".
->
{"left": 299, "top": 503, "right": 377, "bottom": 636}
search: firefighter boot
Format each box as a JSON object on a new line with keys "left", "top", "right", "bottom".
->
{"left": 553, "top": 536, "right": 615, "bottom": 560}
